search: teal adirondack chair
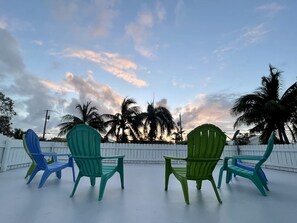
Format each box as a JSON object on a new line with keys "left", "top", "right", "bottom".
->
{"left": 164, "top": 124, "right": 226, "bottom": 204}
{"left": 66, "top": 124, "right": 125, "bottom": 201}
{"left": 218, "top": 132, "right": 274, "bottom": 196}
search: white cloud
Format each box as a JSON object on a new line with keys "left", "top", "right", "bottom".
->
{"left": 214, "top": 23, "right": 269, "bottom": 59}
{"left": 62, "top": 48, "right": 148, "bottom": 87}
{"left": 0, "top": 28, "right": 25, "bottom": 76}
{"left": 156, "top": 1, "right": 166, "bottom": 22}
{"left": 0, "top": 18, "right": 7, "bottom": 29}
{"left": 239, "top": 23, "right": 268, "bottom": 44}
{"left": 256, "top": 3, "right": 286, "bottom": 16}
{"left": 172, "top": 78, "right": 194, "bottom": 89}
{"left": 174, "top": 0, "right": 185, "bottom": 26}
{"left": 33, "top": 40, "right": 43, "bottom": 46}
{"left": 62, "top": 71, "right": 123, "bottom": 114}
{"left": 126, "top": 10, "right": 155, "bottom": 59}
{"left": 125, "top": 3, "right": 166, "bottom": 59}
{"left": 174, "top": 92, "right": 238, "bottom": 135}
{"left": 51, "top": 0, "right": 119, "bottom": 38}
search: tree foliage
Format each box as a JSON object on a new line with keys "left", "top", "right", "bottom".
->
{"left": 103, "top": 97, "right": 143, "bottom": 143}
{"left": 57, "top": 101, "right": 105, "bottom": 136}
{"left": 0, "top": 92, "right": 17, "bottom": 137}
{"left": 231, "top": 65, "right": 297, "bottom": 144}
{"left": 142, "top": 102, "right": 175, "bottom": 142}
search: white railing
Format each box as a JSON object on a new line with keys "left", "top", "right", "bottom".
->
{"left": 0, "top": 134, "right": 297, "bottom": 172}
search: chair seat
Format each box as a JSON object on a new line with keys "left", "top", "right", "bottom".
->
{"left": 102, "top": 165, "right": 117, "bottom": 175}
{"left": 48, "top": 162, "right": 70, "bottom": 171}
{"left": 228, "top": 165, "right": 253, "bottom": 177}
{"left": 172, "top": 167, "right": 187, "bottom": 177}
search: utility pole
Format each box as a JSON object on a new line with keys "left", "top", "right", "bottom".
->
{"left": 42, "top": 109, "right": 51, "bottom": 140}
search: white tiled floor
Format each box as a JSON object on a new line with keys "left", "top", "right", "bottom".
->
{"left": 0, "top": 164, "right": 297, "bottom": 223}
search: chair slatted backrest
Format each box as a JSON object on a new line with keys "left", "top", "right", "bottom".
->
{"left": 186, "top": 124, "right": 226, "bottom": 180}
{"left": 24, "top": 129, "right": 47, "bottom": 170}
{"left": 67, "top": 124, "right": 103, "bottom": 177}
{"left": 256, "top": 132, "right": 275, "bottom": 169}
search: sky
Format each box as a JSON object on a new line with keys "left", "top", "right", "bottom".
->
{"left": 0, "top": 0, "right": 296, "bottom": 139}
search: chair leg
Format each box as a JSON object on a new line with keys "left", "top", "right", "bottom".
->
{"left": 226, "top": 171, "right": 232, "bottom": 184}
{"left": 99, "top": 176, "right": 108, "bottom": 201}
{"left": 90, "top": 177, "right": 96, "bottom": 186}
{"left": 70, "top": 173, "right": 82, "bottom": 197}
{"left": 71, "top": 166, "right": 76, "bottom": 182}
{"left": 257, "top": 171, "right": 269, "bottom": 191}
{"left": 24, "top": 163, "right": 36, "bottom": 179}
{"left": 180, "top": 178, "right": 190, "bottom": 205}
{"left": 210, "top": 176, "right": 222, "bottom": 203}
{"left": 259, "top": 168, "right": 268, "bottom": 183}
{"left": 217, "top": 166, "right": 224, "bottom": 188}
{"left": 165, "top": 160, "right": 172, "bottom": 191}
{"left": 251, "top": 176, "right": 267, "bottom": 196}
{"left": 39, "top": 171, "right": 52, "bottom": 188}
{"left": 27, "top": 168, "right": 39, "bottom": 184}
{"left": 56, "top": 170, "right": 62, "bottom": 179}
{"left": 118, "top": 158, "right": 124, "bottom": 189}
{"left": 69, "top": 158, "right": 76, "bottom": 182}
{"left": 196, "top": 180, "right": 202, "bottom": 190}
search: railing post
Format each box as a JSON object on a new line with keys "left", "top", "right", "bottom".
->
{"left": 1, "top": 139, "right": 11, "bottom": 172}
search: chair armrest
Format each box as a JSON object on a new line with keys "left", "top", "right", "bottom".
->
{"left": 228, "top": 155, "right": 263, "bottom": 161}
{"left": 164, "top": 155, "right": 186, "bottom": 161}
{"left": 101, "top": 155, "right": 125, "bottom": 159}
{"left": 42, "top": 153, "right": 71, "bottom": 157}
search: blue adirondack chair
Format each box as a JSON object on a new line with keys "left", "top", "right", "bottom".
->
{"left": 23, "top": 129, "right": 75, "bottom": 188}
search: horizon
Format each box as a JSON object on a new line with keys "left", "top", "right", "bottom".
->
{"left": 0, "top": 0, "right": 296, "bottom": 139}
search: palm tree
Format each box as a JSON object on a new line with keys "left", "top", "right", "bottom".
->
{"left": 142, "top": 102, "right": 175, "bottom": 142}
{"left": 57, "top": 101, "right": 105, "bottom": 136}
{"left": 103, "top": 97, "right": 143, "bottom": 143}
{"left": 13, "top": 128, "right": 24, "bottom": 139}
{"left": 231, "top": 65, "right": 297, "bottom": 144}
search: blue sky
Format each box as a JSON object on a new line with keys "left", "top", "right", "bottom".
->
{"left": 0, "top": 0, "right": 296, "bottom": 138}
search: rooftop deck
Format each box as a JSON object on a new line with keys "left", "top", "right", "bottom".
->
{"left": 0, "top": 164, "right": 296, "bottom": 223}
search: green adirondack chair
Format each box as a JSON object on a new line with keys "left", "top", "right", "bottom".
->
{"left": 217, "top": 132, "right": 274, "bottom": 196}
{"left": 66, "top": 124, "right": 125, "bottom": 201}
{"left": 164, "top": 124, "right": 226, "bottom": 204}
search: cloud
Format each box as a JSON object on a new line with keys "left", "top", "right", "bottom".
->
{"left": 125, "top": 10, "right": 155, "bottom": 59}
{"left": 51, "top": 0, "right": 119, "bottom": 38}
{"left": 156, "top": 98, "right": 168, "bottom": 108}
{"left": 33, "top": 40, "right": 43, "bottom": 46}
{"left": 39, "top": 79, "right": 74, "bottom": 93}
{"left": 0, "top": 28, "right": 25, "bottom": 76}
{"left": 174, "top": 92, "right": 238, "bottom": 135}
{"left": 172, "top": 78, "right": 194, "bottom": 89}
{"left": 63, "top": 71, "right": 123, "bottom": 113}
{"left": 125, "top": 2, "right": 166, "bottom": 59}
{"left": 156, "top": 1, "right": 166, "bottom": 22}
{"left": 62, "top": 48, "right": 148, "bottom": 87}
{"left": 174, "top": 0, "right": 185, "bottom": 26}
{"left": 256, "top": 3, "right": 286, "bottom": 16}
{"left": 214, "top": 23, "right": 269, "bottom": 59}
{"left": 239, "top": 23, "right": 268, "bottom": 44}
{"left": 0, "top": 18, "right": 7, "bottom": 29}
